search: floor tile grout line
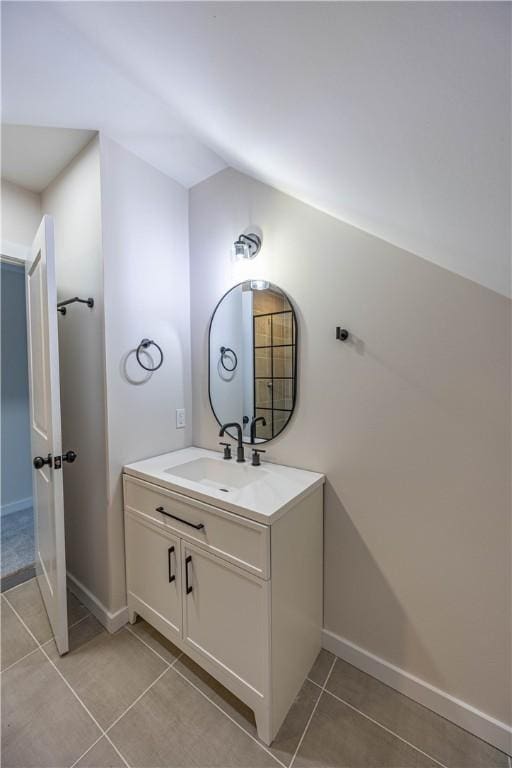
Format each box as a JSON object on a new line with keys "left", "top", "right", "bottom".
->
{"left": 319, "top": 684, "right": 448, "bottom": 768}
{"left": 33, "top": 641, "right": 131, "bottom": 768}
{"left": 171, "top": 664, "right": 288, "bottom": 768}
{"left": 68, "top": 613, "right": 91, "bottom": 630}
{"left": 70, "top": 666, "right": 173, "bottom": 768}
{"left": 68, "top": 733, "right": 105, "bottom": 768}
{"left": 1, "top": 575, "right": 37, "bottom": 595}
{"left": 308, "top": 674, "right": 511, "bottom": 767}
{"left": 40, "top": 612, "right": 94, "bottom": 649}
{"left": 2, "top": 592, "right": 45, "bottom": 648}
{"left": 114, "top": 628, "right": 286, "bottom": 768}
{"left": 105, "top": 665, "right": 172, "bottom": 735}
{"left": 3, "top": 592, "right": 110, "bottom": 736}
{"left": 0, "top": 645, "right": 40, "bottom": 674}
{"left": 71, "top": 629, "right": 185, "bottom": 767}
{"left": 0, "top": 598, "right": 463, "bottom": 768}
{"left": 102, "top": 735, "right": 131, "bottom": 768}
{"left": 1, "top": 612, "right": 93, "bottom": 675}
{"left": 289, "top": 655, "right": 337, "bottom": 768}
{"left": 2, "top": 592, "right": 130, "bottom": 768}
{"left": 125, "top": 624, "right": 287, "bottom": 767}
{"left": 124, "top": 624, "right": 183, "bottom": 668}
{"left": 308, "top": 669, "right": 448, "bottom": 768}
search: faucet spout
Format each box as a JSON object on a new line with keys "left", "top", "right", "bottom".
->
{"left": 219, "top": 422, "right": 245, "bottom": 462}
{"left": 250, "top": 416, "right": 266, "bottom": 444}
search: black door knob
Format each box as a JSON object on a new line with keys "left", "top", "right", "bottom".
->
{"left": 63, "top": 450, "right": 77, "bottom": 463}
{"left": 33, "top": 454, "right": 52, "bottom": 470}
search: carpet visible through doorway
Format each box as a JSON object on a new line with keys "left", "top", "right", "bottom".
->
{"left": 1, "top": 507, "right": 35, "bottom": 591}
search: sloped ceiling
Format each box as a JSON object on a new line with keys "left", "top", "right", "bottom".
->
{"left": 2, "top": 125, "right": 95, "bottom": 192}
{"left": 2, "top": 2, "right": 510, "bottom": 296}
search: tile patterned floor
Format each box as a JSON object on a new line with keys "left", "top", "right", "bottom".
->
{"left": 1, "top": 578, "right": 510, "bottom": 768}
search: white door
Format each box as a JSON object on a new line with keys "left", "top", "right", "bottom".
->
{"left": 26, "top": 215, "right": 68, "bottom": 655}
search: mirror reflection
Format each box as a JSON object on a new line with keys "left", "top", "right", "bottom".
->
{"left": 209, "top": 281, "right": 297, "bottom": 443}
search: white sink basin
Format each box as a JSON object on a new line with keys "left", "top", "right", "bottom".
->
{"left": 165, "top": 457, "right": 265, "bottom": 492}
{"left": 125, "top": 447, "right": 325, "bottom": 524}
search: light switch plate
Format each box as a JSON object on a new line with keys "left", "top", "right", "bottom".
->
{"left": 176, "top": 408, "right": 186, "bottom": 429}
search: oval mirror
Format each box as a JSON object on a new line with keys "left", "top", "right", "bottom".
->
{"left": 209, "top": 280, "right": 297, "bottom": 444}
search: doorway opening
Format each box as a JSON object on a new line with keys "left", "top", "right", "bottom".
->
{"left": 0, "top": 258, "right": 35, "bottom": 590}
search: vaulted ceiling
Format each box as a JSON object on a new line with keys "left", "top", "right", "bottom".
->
{"left": 2, "top": 2, "right": 510, "bottom": 295}
{"left": 2, "top": 125, "right": 95, "bottom": 192}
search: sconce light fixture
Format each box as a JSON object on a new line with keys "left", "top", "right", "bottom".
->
{"left": 233, "top": 233, "right": 261, "bottom": 260}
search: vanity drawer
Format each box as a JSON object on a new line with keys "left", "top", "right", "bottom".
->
{"left": 123, "top": 475, "right": 270, "bottom": 579}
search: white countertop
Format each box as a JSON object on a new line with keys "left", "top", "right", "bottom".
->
{"left": 124, "top": 447, "right": 325, "bottom": 525}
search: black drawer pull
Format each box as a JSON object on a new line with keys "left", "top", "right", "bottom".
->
{"left": 185, "top": 555, "right": 193, "bottom": 594}
{"left": 168, "top": 546, "right": 175, "bottom": 583}
{"left": 155, "top": 506, "right": 204, "bottom": 531}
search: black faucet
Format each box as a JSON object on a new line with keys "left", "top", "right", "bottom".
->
{"left": 250, "top": 416, "right": 266, "bottom": 444}
{"left": 219, "top": 422, "right": 245, "bottom": 462}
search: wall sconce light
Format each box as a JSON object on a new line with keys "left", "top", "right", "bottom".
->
{"left": 233, "top": 233, "right": 261, "bottom": 260}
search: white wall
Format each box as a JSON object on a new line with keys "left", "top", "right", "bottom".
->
{"left": 39, "top": 133, "right": 192, "bottom": 620}
{"left": 41, "top": 136, "right": 111, "bottom": 609}
{"left": 189, "top": 169, "right": 511, "bottom": 737}
{"left": 1, "top": 178, "right": 41, "bottom": 253}
{"left": 100, "top": 135, "right": 192, "bottom": 613}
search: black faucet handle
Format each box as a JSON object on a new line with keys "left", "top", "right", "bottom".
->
{"left": 251, "top": 448, "right": 266, "bottom": 466}
{"left": 219, "top": 442, "right": 232, "bottom": 460}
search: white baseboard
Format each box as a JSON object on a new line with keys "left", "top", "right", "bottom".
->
{"left": 322, "top": 629, "right": 511, "bottom": 756}
{"left": 1, "top": 497, "right": 33, "bottom": 518}
{"left": 66, "top": 571, "right": 128, "bottom": 634}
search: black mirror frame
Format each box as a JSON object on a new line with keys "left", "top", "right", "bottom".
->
{"left": 208, "top": 281, "right": 298, "bottom": 444}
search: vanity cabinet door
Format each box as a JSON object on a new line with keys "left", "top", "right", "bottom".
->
{"left": 182, "top": 542, "right": 269, "bottom": 698}
{"left": 125, "top": 510, "right": 182, "bottom": 642}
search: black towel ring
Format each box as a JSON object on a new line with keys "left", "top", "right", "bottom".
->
{"left": 220, "top": 346, "right": 237, "bottom": 372}
{"left": 136, "top": 339, "right": 164, "bottom": 372}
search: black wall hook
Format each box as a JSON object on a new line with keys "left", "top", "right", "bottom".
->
{"left": 336, "top": 327, "right": 349, "bottom": 341}
{"left": 58, "top": 297, "right": 94, "bottom": 316}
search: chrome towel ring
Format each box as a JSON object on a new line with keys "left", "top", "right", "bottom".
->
{"left": 136, "top": 339, "right": 164, "bottom": 372}
{"left": 220, "top": 346, "right": 237, "bottom": 372}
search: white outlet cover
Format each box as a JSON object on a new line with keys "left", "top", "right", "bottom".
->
{"left": 176, "top": 408, "right": 186, "bottom": 429}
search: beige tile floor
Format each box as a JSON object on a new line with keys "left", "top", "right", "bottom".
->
{"left": 1, "top": 578, "right": 510, "bottom": 768}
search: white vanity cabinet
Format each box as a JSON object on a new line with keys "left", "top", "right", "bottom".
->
{"left": 123, "top": 449, "right": 324, "bottom": 745}
{"left": 124, "top": 510, "right": 183, "bottom": 643}
{"left": 181, "top": 541, "right": 269, "bottom": 698}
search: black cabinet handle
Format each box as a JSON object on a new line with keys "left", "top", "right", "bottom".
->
{"left": 185, "top": 555, "right": 193, "bottom": 594}
{"left": 168, "top": 546, "right": 175, "bottom": 583}
{"left": 155, "top": 506, "right": 204, "bottom": 531}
